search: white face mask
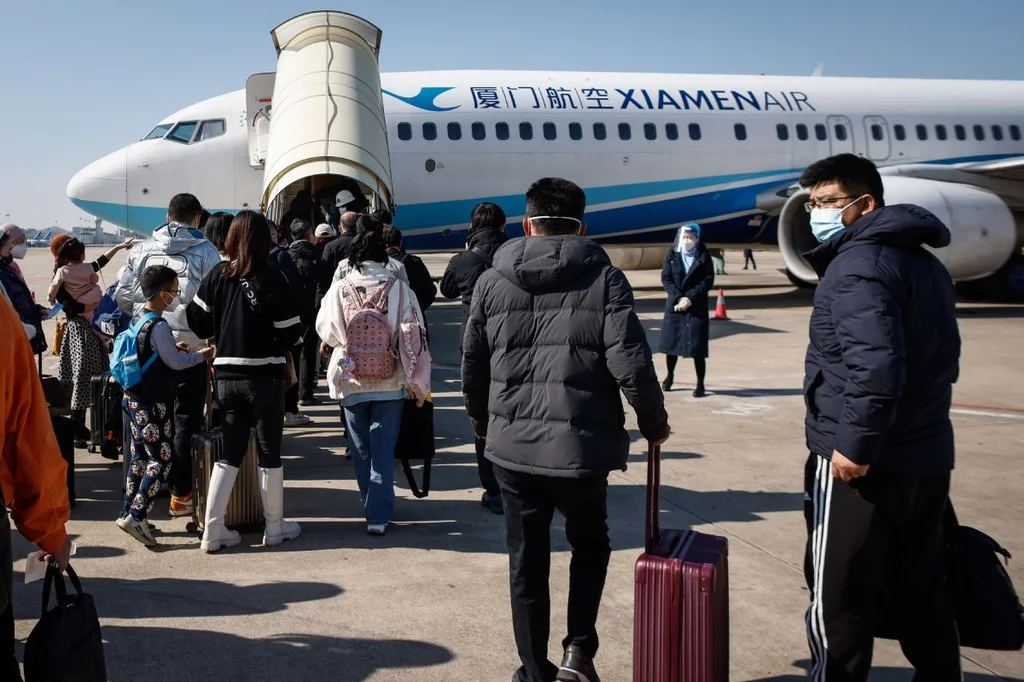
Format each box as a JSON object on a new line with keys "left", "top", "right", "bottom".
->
{"left": 162, "top": 292, "right": 181, "bottom": 313}
{"left": 681, "top": 238, "right": 697, "bottom": 253}
{"left": 809, "top": 196, "right": 865, "bottom": 243}
{"left": 11, "top": 243, "right": 27, "bottom": 260}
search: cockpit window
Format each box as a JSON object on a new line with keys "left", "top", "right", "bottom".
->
{"left": 196, "top": 120, "right": 226, "bottom": 142}
{"left": 144, "top": 123, "right": 173, "bottom": 140}
{"left": 167, "top": 121, "right": 199, "bottom": 144}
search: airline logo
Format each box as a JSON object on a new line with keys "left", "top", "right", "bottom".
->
{"left": 385, "top": 85, "right": 816, "bottom": 113}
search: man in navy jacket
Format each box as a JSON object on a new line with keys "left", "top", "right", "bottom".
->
{"left": 800, "top": 154, "right": 961, "bottom": 682}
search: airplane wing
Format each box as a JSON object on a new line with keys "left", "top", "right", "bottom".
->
{"left": 955, "top": 155, "right": 1024, "bottom": 182}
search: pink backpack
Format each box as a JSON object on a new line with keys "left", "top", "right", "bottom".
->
{"left": 342, "top": 279, "right": 397, "bottom": 380}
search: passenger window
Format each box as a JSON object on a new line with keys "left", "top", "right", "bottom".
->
{"left": 992, "top": 125, "right": 1004, "bottom": 141}
{"left": 448, "top": 122, "right": 462, "bottom": 140}
{"left": 619, "top": 123, "right": 632, "bottom": 140}
{"left": 397, "top": 122, "right": 412, "bottom": 141}
{"left": 871, "top": 124, "right": 884, "bottom": 142}
{"left": 196, "top": 120, "right": 226, "bottom": 142}
{"left": 734, "top": 123, "right": 747, "bottom": 141}
{"left": 1011, "top": 125, "right": 1022, "bottom": 141}
{"left": 422, "top": 122, "right": 437, "bottom": 141}
{"left": 955, "top": 124, "right": 966, "bottom": 141}
{"left": 569, "top": 122, "right": 583, "bottom": 141}
{"left": 472, "top": 122, "right": 486, "bottom": 141}
{"left": 834, "top": 124, "right": 848, "bottom": 141}
{"left": 644, "top": 123, "right": 657, "bottom": 141}
{"left": 815, "top": 124, "right": 827, "bottom": 141}
{"left": 593, "top": 122, "right": 607, "bottom": 140}
{"left": 543, "top": 122, "right": 557, "bottom": 141}
{"left": 167, "top": 121, "right": 198, "bottom": 144}
{"left": 496, "top": 122, "right": 510, "bottom": 141}
{"left": 796, "top": 124, "right": 808, "bottom": 141}
{"left": 688, "top": 123, "right": 701, "bottom": 141}
{"left": 916, "top": 124, "right": 928, "bottom": 141}
{"left": 520, "top": 122, "right": 533, "bottom": 140}
{"left": 935, "top": 125, "right": 948, "bottom": 141}
{"left": 893, "top": 124, "right": 906, "bottom": 141}
{"left": 144, "top": 123, "right": 173, "bottom": 140}
{"left": 974, "top": 124, "right": 985, "bottom": 141}
{"left": 665, "top": 123, "right": 679, "bottom": 141}
{"left": 777, "top": 124, "right": 789, "bottom": 141}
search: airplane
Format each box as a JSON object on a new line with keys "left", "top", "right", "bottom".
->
{"left": 67, "top": 10, "right": 1024, "bottom": 301}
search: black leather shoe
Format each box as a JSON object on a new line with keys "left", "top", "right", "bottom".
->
{"left": 692, "top": 386, "right": 706, "bottom": 398}
{"left": 556, "top": 645, "right": 600, "bottom": 682}
{"left": 661, "top": 375, "right": 674, "bottom": 392}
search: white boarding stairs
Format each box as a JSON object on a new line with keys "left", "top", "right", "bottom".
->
{"left": 244, "top": 11, "right": 395, "bottom": 214}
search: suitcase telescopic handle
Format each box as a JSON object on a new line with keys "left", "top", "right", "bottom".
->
{"left": 204, "top": 365, "right": 214, "bottom": 432}
{"left": 645, "top": 443, "right": 661, "bottom": 554}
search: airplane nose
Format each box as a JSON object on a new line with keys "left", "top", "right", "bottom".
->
{"left": 67, "top": 148, "right": 129, "bottom": 226}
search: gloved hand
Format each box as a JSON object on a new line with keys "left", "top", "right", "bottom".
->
{"left": 674, "top": 297, "right": 692, "bottom": 313}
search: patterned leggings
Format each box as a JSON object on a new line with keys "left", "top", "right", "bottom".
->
{"left": 121, "top": 397, "right": 174, "bottom": 521}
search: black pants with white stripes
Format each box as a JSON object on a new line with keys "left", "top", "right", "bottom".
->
{"left": 803, "top": 453, "right": 961, "bottom": 682}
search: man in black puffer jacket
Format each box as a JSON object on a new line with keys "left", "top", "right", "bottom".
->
{"left": 286, "top": 220, "right": 322, "bottom": 412}
{"left": 799, "top": 154, "right": 961, "bottom": 682}
{"left": 463, "top": 178, "right": 670, "bottom": 682}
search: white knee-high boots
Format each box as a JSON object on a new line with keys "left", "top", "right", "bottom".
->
{"left": 260, "top": 467, "right": 301, "bottom": 546}
{"left": 200, "top": 461, "right": 243, "bottom": 553}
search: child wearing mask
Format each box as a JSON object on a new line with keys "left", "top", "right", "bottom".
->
{"left": 116, "top": 265, "right": 213, "bottom": 546}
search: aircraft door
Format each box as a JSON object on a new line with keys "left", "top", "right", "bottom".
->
{"left": 826, "top": 115, "right": 855, "bottom": 155}
{"left": 863, "top": 116, "right": 891, "bottom": 161}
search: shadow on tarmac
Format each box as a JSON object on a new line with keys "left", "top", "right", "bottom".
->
{"left": 748, "top": 659, "right": 1021, "bottom": 682}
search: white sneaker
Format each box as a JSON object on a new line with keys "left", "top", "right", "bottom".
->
{"left": 283, "top": 412, "right": 311, "bottom": 427}
{"left": 117, "top": 515, "right": 157, "bottom": 547}
{"left": 367, "top": 523, "right": 387, "bottom": 536}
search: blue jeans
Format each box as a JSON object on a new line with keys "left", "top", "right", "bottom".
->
{"left": 343, "top": 399, "right": 403, "bottom": 525}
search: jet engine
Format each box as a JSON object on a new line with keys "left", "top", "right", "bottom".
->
{"left": 778, "top": 176, "right": 1024, "bottom": 299}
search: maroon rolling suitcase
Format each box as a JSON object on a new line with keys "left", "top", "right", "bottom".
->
{"left": 634, "top": 444, "right": 729, "bottom": 682}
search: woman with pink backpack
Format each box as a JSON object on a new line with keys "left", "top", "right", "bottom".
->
{"left": 316, "top": 215, "right": 431, "bottom": 535}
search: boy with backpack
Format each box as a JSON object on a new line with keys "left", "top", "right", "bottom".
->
{"left": 112, "top": 265, "right": 213, "bottom": 546}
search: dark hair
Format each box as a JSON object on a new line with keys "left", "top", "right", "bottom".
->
{"left": 348, "top": 215, "right": 388, "bottom": 271}
{"left": 290, "top": 219, "right": 313, "bottom": 241}
{"left": 370, "top": 208, "right": 393, "bottom": 226}
{"left": 199, "top": 209, "right": 212, "bottom": 230}
{"left": 53, "top": 236, "right": 85, "bottom": 269}
{"left": 383, "top": 226, "right": 402, "bottom": 248}
{"left": 203, "top": 212, "right": 233, "bottom": 253}
{"left": 799, "top": 154, "right": 885, "bottom": 207}
{"left": 525, "top": 177, "right": 586, "bottom": 236}
{"left": 224, "top": 210, "right": 271, "bottom": 278}
{"left": 470, "top": 202, "right": 506, "bottom": 232}
{"left": 168, "top": 193, "right": 203, "bottom": 225}
{"left": 140, "top": 265, "right": 178, "bottom": 300}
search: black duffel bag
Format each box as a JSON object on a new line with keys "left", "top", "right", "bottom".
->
{"left": 394, "top": 395, "right": 434, "bottom": 498}
{"left": 877, "top": 504, "right": 1024, "bottom": 651}
{"left": 24, "top": 564, "right": 107, "bottom": 682}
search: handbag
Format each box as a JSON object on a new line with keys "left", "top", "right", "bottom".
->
{"left": 282, "top": 354, "right": 299, "bottom": 391}
{"left": 394, "top": 393, "right": 434, "bottom": 498}
{"left": 50, "top": 315, "right": 67, "bottom": 356}
{"left": 24, "top": 564, "right": 108, "bottom": 682}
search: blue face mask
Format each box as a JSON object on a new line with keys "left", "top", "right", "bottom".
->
{"left": 809, "top": 196, "right": 864, "bottom": 243}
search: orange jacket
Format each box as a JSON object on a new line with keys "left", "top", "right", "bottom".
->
{"left": 0, "top": 294, "right": 69, "bottom": 554}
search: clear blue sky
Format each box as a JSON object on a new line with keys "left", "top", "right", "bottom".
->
{"left": 2, "top": 0, "right": 1022, "bottom": 230}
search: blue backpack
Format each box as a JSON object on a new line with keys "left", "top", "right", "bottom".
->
{"left": 110, "top": 312, "right": 160, "bottom": 389}
{"left": 92, "top": 281, "right": 129, "bottom": 339}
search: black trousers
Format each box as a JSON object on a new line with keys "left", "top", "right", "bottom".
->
{"left": 285, "top": 327, "right": 320, "bottom": 411}
{"left": 494, "top": 465, "right": 611, "bottom": 682}
{"left": 2, "top": 505, "right": 21, "bottom": 682}
{"left": 218, "top": 375, "right": 285, "bottom": 469}
{"left": 475, "top": 437, "right": 499, "bottom": 496}
{"left": 803, "top": 453, "right": 960, "bottom": 682}
{"left": 171, "top": 363, "right": 208, "bottom": 497}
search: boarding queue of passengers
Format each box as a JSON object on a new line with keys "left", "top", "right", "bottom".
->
{"left": 1, "top": 153, "right": 965, "bottom": 682}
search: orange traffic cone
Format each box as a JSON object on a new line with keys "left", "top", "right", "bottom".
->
{"left": 714, "top": 289, "right": 729, "bottom": 320}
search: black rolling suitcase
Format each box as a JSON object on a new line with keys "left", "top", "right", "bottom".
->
{"left": 88, "top": 373, "right": 122, "bottom": 455}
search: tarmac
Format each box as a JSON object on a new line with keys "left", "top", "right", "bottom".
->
{"left": 10, "top": 246, "right": 1024, "bottom": 681}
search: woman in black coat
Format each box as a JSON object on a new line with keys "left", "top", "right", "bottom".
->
{"left": 660, "top": 223, "right": 715, "bottom": 397}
